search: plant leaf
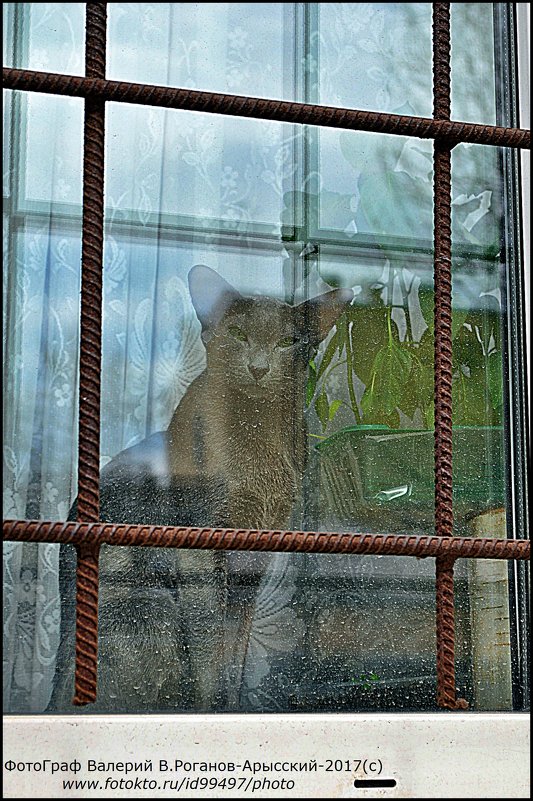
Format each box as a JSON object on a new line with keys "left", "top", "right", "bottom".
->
{"left": 417, "top": 288, "right": 474, "bottom": 342}
{"left": 314, "top": 391, "right": 330, "bottom": 432}
{"left": 361, "top": 339, "right": 413, "bottom": 422}
{"left": 349, "top": 304, "right": 390, "bottom": 385}
{"left": 452, "top": 366, "right": 493, "bottom": 426}
{"left": 329, "top": 399, "right": 343, "bottom": 421}
{"left": 452, "top": 308, "right": 470, "bottom": 340}
{"left": 336, "top": 313, "right": 347, "bottom": 357}
{"left": 316, "top": 331, "right": 339, "bottom": 380}
{"left": 306, "top": 360, "right": 317, "bottom": 407}
{"left": 453, "top": 316, "right": 486, "bottom": 370}
{"left": 398, "top": 347, "right": 433, "bottom": 421}
{"left": 418, "top": 288, "right": 435, "bottom": 334}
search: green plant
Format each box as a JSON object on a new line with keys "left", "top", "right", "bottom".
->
{"left": 307, "top": 278, "right": 503, "bottom": 435}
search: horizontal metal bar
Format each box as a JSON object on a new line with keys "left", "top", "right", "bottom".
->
{"left": 3, "top": 68, "right": 530, "bottom": 150}
{"left": 2, "top": 520, "right": 530, "bottom": 560}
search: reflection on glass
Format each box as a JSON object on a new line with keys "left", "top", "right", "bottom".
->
{"left": 3, "top": 3, "right": 85, "bottom": 74}
{"left": 318, "top": 3, "right": 497, "bottom": 123}
{"left": 3, "top": 3, "right": 524, "bottom": 715}
{"left": 317, "top": 3, "right": 432, "bottom": 115}
{"left": 108, "top": 3, "right": 294, "bottom": 101}
{"left": 105, "top": 105, "right": 300, "bottom": 231}
{"left": 4, "top": 3, "right": 497, "bottom": 123}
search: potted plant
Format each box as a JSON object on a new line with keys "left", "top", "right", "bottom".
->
{"left": 307, "top": 274, "right": 505, "bottom": 530}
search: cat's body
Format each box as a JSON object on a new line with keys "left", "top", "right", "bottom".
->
{"left": 48, "top": 265, "right": 351, "bottom": 712}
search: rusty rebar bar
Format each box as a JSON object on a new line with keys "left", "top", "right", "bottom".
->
{"left": 2, "top": 520, "right": 530, "bottom": 561}
{"left": 2, "top": 68, "right": 530, "bottom": 150}
{"left": 436, "top": 556, "right": 469, "bottom": 709}
{"left": 73, "top": 2, "right": 107, "bottom": 706}
{"left": 433, "top": 3, "right": 454, "bottom": 541}
{"left": 432, "top": 2, "right": 461, "bottom": 710}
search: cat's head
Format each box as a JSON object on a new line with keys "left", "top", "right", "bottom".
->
{"left": 189, "top": 264, "right": 352, "bottom": 398}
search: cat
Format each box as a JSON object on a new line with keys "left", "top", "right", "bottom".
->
{"left": 48, "top": 264, "right": 352, "bottom": 713}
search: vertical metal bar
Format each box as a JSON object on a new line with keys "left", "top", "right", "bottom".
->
{"left": 433, "top": 5, "right": 453, "bottom": 536}
{"left": 73, "top": 2, "right": 107, "bottom": 706}
{"left": 436, "top": 557, "right": 468, "bottom": 708}
{"left": 432, "top": 3, "right": 467, "bottom": 710}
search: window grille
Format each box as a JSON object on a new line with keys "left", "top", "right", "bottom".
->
{"left": 2, "top": 3, "right": 530, "bottom": 710}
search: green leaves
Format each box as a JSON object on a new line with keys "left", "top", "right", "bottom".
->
{"left": 452, "top": 366, "right": 492, "bottom": 426}
{"left": 329, "top": 399, "right": 343, "bottom": 422}
{"left": 398, "top": 341, "right": 434, "bottom": 425}
{"left": 361, "top": 335, "right": 413, "bottom": 424}
{"left": 313, "top": 392, "right": 344, "bottom": 433}
{"left": 349, "top": 304, "right": 390, "bottom": 386}
{"left": 335, "top": 313, "right": 347, "bottom": 357}
{"left": 314, "top": 392, "right": 330, "bottom": 431}
{"left": 317, "top": 331, "right": 339, "bottom": 380}
{"left": 308, "top": 282, "right": 504, "bottom": 434}
{"left": 355, "top": 671, "right": 380, "bottom": 691}
{"left": 418, "top": 287, "right": 471, "bottom": 340}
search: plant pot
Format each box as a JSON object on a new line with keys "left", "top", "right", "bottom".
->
{"left": 315, "top": 425, "right": 505, "bottom": 529}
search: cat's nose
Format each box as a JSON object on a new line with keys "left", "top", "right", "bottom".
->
{"left": 249, "top": 364, "right": 270, "bottom": 382}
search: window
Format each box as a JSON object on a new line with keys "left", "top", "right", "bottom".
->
{"left": 3, "top": 2, "right": 529, "bottom": 723}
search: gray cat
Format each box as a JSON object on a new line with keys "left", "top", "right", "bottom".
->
{"left": 48, "top": 264, "right": 352, "bottom": 712}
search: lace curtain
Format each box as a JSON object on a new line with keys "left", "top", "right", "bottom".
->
{"left": 3, "top": 3, "right": 509, "bottom": 713}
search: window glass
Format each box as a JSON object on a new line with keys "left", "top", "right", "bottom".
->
{"left": 318, "top": 3, "right": 497, "bottom": 122}
{"left": 107, "top": 3, "right": 294, "bottom": 101}
{"left": 317, "top": 3, "right": 432, "bottom": 115}
{"left": 6, "top": 3, "right": 498, "bottom": 124}
{"left": 105, "top": 104, "right": 301, "bottom": 232}
{"left": 3, "top": 3, "right": 85, "bottom": 74}
{"left": 3, "top": 3, "right": 527, "bottom": 715}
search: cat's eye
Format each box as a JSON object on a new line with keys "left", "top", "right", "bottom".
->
{"left": 228, "top": 325, "right": 248, "bottom": 342}
{"left": 277, "top": 336, "right": 297, "bottom": 349}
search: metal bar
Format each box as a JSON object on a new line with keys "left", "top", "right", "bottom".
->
{"left": 2, "top": 67, "right": 530, "bottom": 150}
{"left": 2, "top": 520, "right": 530, "bottom": 561}
{"left": 432, "top": 2, "right": 462, "bottom": 711}
{"left": 73, "top": 542, "right": 100, "bottom": 705}
{"left": 433, "top": 144, "right": 453, "bottom": 539}
{"left": 73, "top": 2, "right": 107, "bottom": 707}
{"left": 436, "top": 556, "right": 468, "bottom": 709}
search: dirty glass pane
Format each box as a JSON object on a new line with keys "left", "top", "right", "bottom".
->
{"left": 5, "top": 3, "right": 499, "bottom": 125}
{"left": 106, "top": 3, "right": 498, "bottom": 124}
{"left": 3, "top": 3, "right": 85, "bottom": 74}
{"left": 45, "top": 112, "right": 515, "bottom": 715}
{"left": 3, "top": 3, "right": 527, "bottom": 715}
{"left": 104, "top": 104, "right": 302, "bottom": 232}
{"left": 317, "top": 3, "right": 498, "bottom": 123}
{"left": 107, "top": 3, "right": 294, "bottom": 101}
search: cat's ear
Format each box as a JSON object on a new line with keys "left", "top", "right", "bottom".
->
{"left": 296, "top": 288, "right": 353, "bottom": 345}
{"left": 188, "top": 264, "right": 242, "bottom": 340}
